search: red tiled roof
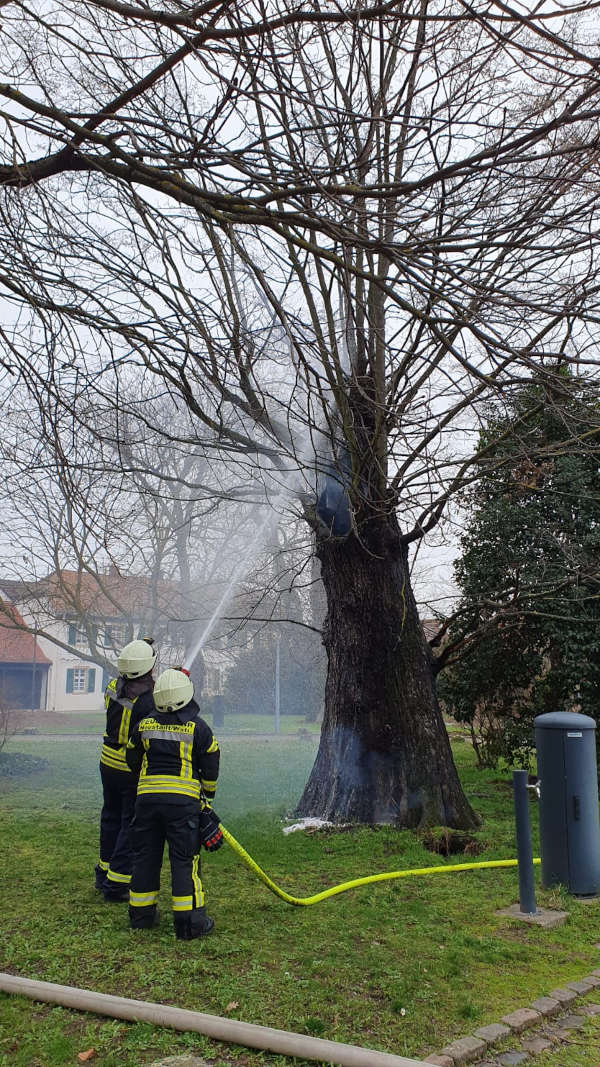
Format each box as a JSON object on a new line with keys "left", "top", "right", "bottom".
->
{"left": 36, "top": 569, "right": 182, "bottom": 619}
{"left": 0, "top": 602, "right": 51, "bottom": 664}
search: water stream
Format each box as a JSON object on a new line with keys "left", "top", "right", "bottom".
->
{"left": 182, "top": 452, "right": 313, "bottom": 670}
{"left": 183, "top": 499, "right": 282, "bottom": 670}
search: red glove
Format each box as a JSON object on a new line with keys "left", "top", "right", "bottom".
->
{"left": 198, "top": 807, "right": 224, "bottom": 852}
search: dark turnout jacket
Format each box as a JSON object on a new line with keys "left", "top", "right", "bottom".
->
{"left": 126, "top": 698, "right": 219, "bottom": 804}
{"left": 101, "top": 674, "right": 155, "bottom": 773}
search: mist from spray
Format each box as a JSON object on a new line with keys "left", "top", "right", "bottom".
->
{"left": 183, "top": 499, "right": 281, "bottom": 672}
{"left": 182, "top": 418, "right": 327, "bottom": 671}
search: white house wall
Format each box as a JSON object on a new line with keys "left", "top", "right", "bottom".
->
{"left": 35, "top": 625, "right": 105, "bottom": 713}
{"left": 11, "top": 603, "right": 105, "bottom": 714}
{"left": 12, "top": 594, "right": 211, "bottom": 712}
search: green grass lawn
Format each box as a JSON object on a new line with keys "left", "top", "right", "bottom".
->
{"left": 1, "top": 734, "right": 599, "bottom": 1066}
{"left": 13, "top": 710, "right": 321, "bottom": 737}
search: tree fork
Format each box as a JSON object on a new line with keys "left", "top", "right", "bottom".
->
{"left": 296, "top": 513, "right": 479, "bottom": 830}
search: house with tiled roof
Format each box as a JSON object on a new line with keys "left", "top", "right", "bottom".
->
{"left": 0, "top": 567, "right": 187, "bottom": 712}
{"left": 0, "top": 565, "right": 240, "bottom": 712}
{"left": 0, "top": 601, "right": 51, "bottom": 709}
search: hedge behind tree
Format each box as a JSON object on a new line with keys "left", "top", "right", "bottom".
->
{"left": 438, "top": 372, "right": 600, "bottom": 767}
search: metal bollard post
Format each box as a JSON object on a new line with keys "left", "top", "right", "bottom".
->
{"left": 513, "top": 770, "right": 537, "bottom": 915}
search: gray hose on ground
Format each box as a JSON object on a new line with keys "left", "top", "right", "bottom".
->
{"left": 0, "top": 973, "right": 425, "bottom": 1067}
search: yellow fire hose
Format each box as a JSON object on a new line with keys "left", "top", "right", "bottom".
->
{"left": 220, "top": 824, "right": 541, "bottom": 906}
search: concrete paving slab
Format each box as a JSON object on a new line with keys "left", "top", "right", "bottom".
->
{"left": 439, "top": 1036, "right": 487, "bottom": 1063}
{"left": 500, "top": 1008, "right": 540, "bottom": 1033}
{"left": 560, "top": 1014, "right": 587, "bottom": 1029}
{"left": 521, "top": 1036, "right": 554, "bottom": 1054}
{"left": 495, "top": 904, "right": 568, "bottom": 927}
{"left": 473, "top": 1022, "right": 510, "bottom": 1042}
{"left": 566, "top": 979, "right": 598, "bottom": 994}
{"left": 581, "top": 1002, "right": 600, "bottom": 1015}
{"left": 529, "top": 997, "right": 560, "bottom": 1016}
{"left": 549, "top": 988, "right": 578, "bottom": 1004}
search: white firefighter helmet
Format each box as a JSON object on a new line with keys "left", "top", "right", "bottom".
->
{"left": 153, "top": 667, "right": 194, "bottom": 712}
{"left": 117, "top": 638, "right": 156, "bottom": 679}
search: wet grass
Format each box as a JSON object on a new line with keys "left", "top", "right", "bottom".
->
{"left": 1, "top": 734, "right": 599, "bottom": 1065}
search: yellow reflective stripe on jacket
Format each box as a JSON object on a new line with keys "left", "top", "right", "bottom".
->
{"left": 179, "top": 739, "right": 193, "bottom": 780}
{"left": 104, "top": 678, "right": 117, "bottom": 710}
{"left": 117, "top": 705, "right": 132, "bottom": 746}
{"left": 137, "top": 775, "right": 201, "bottom": 799}
{"left": 207, "top": 736, "right": 219, "bottom": 754}
{"left": 100, "top": 744, "right": 131, "bottom": 771}
{"left": 137, "top": 718, "right": 200, "bottom": 798}
{"left": 201, "top": 778, "right": 217, "bottom": 793}
{"left": 104, "top": 678, "right": 137, "bottom": 757}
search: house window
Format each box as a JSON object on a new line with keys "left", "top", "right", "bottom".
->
{"left": 66, "top": 667, "right": 97, "bottom": 694}
{"left": 67, "top": 623, "right": 87, "bottom": 648}
{"left": 67, "top": 623, "right": 99, "bottom": 649}
{"left": 205, "top": 667, "right": 223, "bottom": 695}
{"left": 72, "top": 669, "right": 87, "bottom": 692}
{"left": 104, "top": 623, "right": 129, "bottom": 649}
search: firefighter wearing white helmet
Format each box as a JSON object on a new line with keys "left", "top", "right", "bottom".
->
{"left": 117, "top": 639, "right": 157, "bottom": 679}
{"left": 95, "top": 638, "right": 157, "bottom": 902}
{"left": 126, "top": 666, "right": 222, "bottom": 940}
{"left": 153, "top": 667, "right": 194, "bottom": 711}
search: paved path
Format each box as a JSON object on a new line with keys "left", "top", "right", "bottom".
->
{"left": 425, "top": 974, "right": 600, "bottom": 1066}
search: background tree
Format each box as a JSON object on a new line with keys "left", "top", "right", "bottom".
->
{"left": 0, "top": 384, "right": 257, "bottom": 671}
{"left": 223, "top": 535, "right": 326, "bottom": 723}
{"left": 3, "top": 0, "right": 600, "bottom": 825}
{"left": 438, "top": 372, "right": 600, "bottom": 766}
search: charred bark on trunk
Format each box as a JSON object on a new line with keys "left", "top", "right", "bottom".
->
{"left": 296, "top": 514, "right": 479, "bottom": 829}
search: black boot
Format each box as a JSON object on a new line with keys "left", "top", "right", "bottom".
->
{"left": 173, "top": 907, "right": 214, "bottom": 940}
{"left": 129, "top": 905, "right": 160, "bottom": 930}
{"left": 103, "top": 880, "right": 130, "bottom": 902}
{"left": 95, "top": 865, "right": 108, "bottom": 891}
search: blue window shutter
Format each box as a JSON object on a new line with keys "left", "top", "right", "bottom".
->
{"left": 66, "top": 669, "right": 74, "bottom": 694}
{"left": 67, "top": 624, "right": 76, "bottom": 645}
{"left": 87, "top": 668, "right": 96, "bottom": 693}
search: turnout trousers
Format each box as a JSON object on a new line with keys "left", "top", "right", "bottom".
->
{"left": 99, "top": 763, "right": 137, "bottom": 890}
{"left": 129, "top": 796, "right": 204, "bottom": 919}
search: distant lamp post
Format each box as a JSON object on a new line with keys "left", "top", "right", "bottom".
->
{"left": 274, "top": 633, "right": 281, "bottom": 735}
{"left": 31, "top": 627, "right": 37, "bottom": 711}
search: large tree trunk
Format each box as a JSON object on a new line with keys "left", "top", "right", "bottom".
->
{"left": 296, "top": 512, "right": 479, "bottom": 829}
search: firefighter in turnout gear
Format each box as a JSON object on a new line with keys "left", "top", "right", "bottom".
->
{"left": 96, "top": 638, "right": 157, "bottom": 901}
{"left": 126, "top": 667, "right": 222, "bottom": 940}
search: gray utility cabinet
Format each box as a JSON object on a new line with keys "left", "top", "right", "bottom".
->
{"left": 534, "top": 711, "right": 600, "bottom": 896}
